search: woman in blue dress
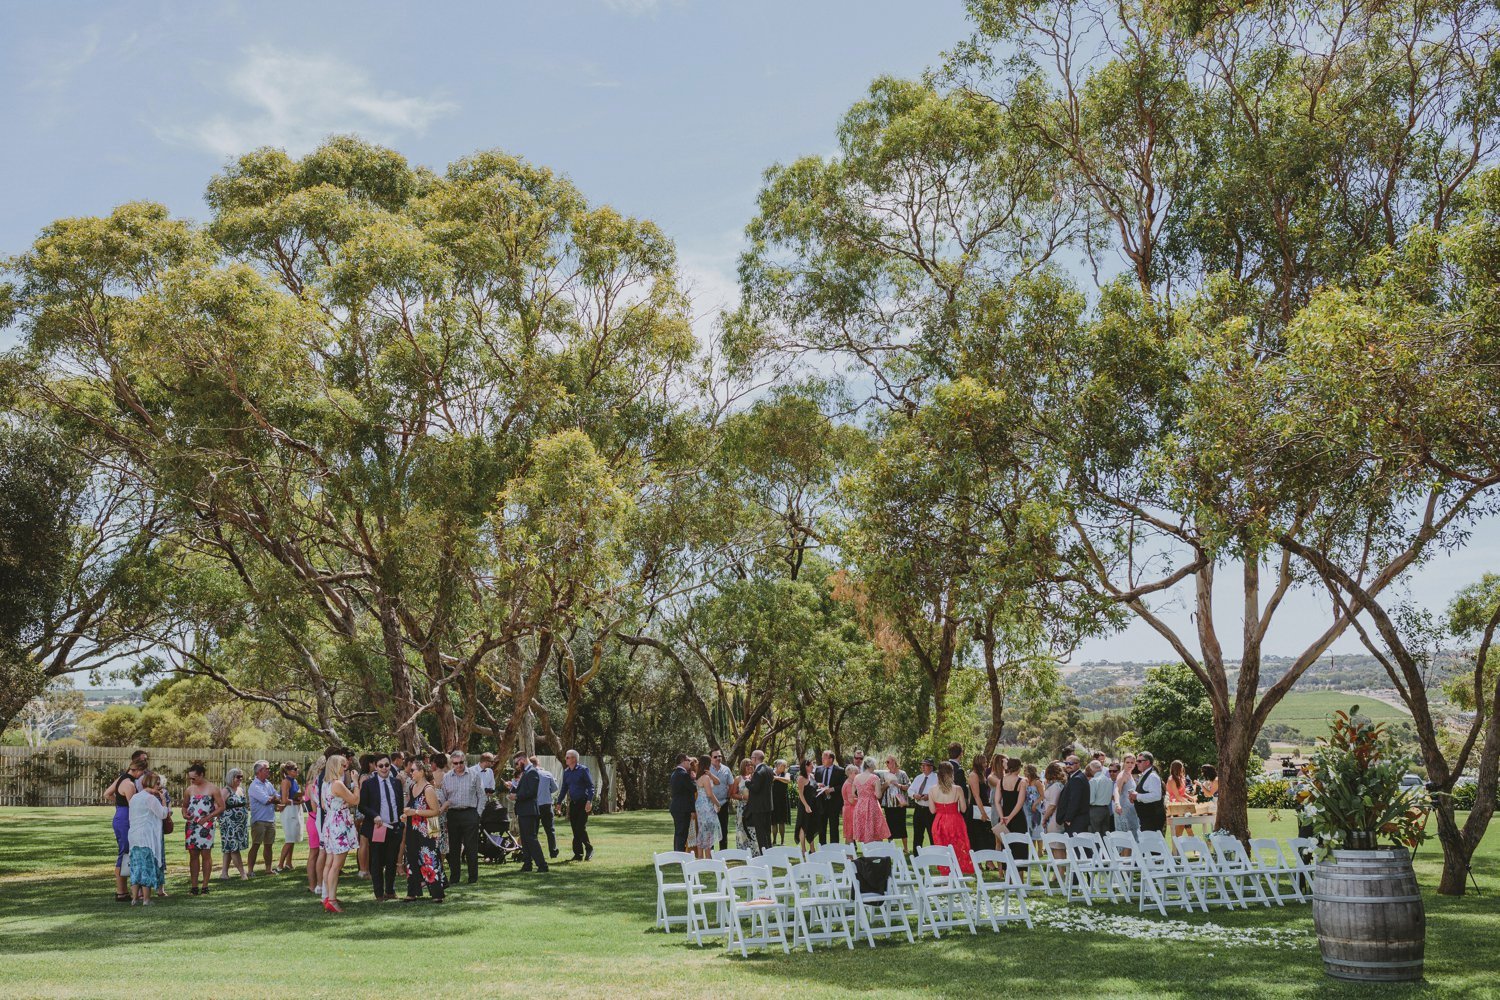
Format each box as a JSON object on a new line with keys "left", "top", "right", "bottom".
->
{"left": 692, "top": 753, "right": 721, "bottom": 859}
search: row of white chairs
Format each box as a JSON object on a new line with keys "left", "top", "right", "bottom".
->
{"left": 1012, "top": 830, "right": 1315, "bottom": 915}
{"left": 653, "top": 842, "right": 1032, "bottom": 955}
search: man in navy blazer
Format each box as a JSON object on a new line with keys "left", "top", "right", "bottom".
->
{"left": 510, "top": 751, "right": 549, "bottom": 873}
{"left": 357, "top": 754, "right": 405, "bottom": 901}
{"left": 667, "top": 753, "right": 696, "bottom": 852}
{"left": 1056, "top": 754, "right": 1091, "bottom": 834}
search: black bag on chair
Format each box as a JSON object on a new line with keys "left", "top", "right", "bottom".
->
{"left": 853, "top": 855, "right": 892, "bottom": 896}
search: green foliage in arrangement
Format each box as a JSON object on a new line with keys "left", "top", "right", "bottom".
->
{"left": 1302, "top": 708, "right": 1428, "bottom": 850}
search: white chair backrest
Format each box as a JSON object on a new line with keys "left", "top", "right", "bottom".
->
{"left": 969, "top": 849, "right": 1008, "bottom": 880}
{"left": 760, "top": 846, "right": 803, "bottom": 867}
{"left": 1175, "top": 835, "right": 1213, "bottom": 868}
{"left": 810, "top": 843, "right": 855, "bottom": 860}
{"left": 912, "top": 853, "right": 964, "bottom": 885}
{"left": 915, "top": 844, "right": 959, "bottom": 866}
{"left": 1211, "top": 834, "right": 1249, "bottom": 864}
{"left": 684, "top": 858, "right": 729, "bottom": 890}
{"left": 1285, "top": 837, "right": 1316, "bottom": 859}
{"left": 726, "top": 864, "right": 774, "bottom": 896}
{"left": 1104, "top": 831, "right": 1137, "bottom": 859}
{"left": 1138, "top": 830, "right": 1170, "bottom": 853}
{"left": 1248, "top": 837, "right": 1287, "bottom": 867}
{"left": 1002, "top": 832, "right": 1033, "bottom": 852}
{"left": 790, "top": 860, "right": 839, "bottom": 896}
{"left": 714, "top": 848, "right": 752, "bottom": 865}
{"left": 654, "top": 850, "right": 694, "bottom": 875}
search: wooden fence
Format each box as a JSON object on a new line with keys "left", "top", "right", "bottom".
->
{"left": 0, "top": 746, "right": 617, "bottom": 811}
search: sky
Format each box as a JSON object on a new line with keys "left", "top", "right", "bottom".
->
{"left": 2, "top": 0, "right": 1494, "bottom": 669}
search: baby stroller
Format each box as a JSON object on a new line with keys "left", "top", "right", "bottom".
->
{"left": 478, "top": 798, "right": 525, "bottom": 864}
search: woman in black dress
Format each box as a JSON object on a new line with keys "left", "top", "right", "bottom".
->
{"left": 966, "top": 755, "right": 995, "bottom": 852}
{"left": 793, "top": 758, "right": 816, "bottom": 852}
{"left": 770, "top": 759, "right": 791, "bottom": 845}
{"left": 990, "top": 755, "right": 1030, "bottom": 860}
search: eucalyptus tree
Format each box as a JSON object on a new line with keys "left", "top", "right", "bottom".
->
{"left": 7, "top": 137, "right": 697, "bottom": 752}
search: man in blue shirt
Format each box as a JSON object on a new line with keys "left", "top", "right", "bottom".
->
{"left": 247, "top": 760, "right": 281, "bottom": 876}
{"left": 532, "top": 756, "right": 560, "bottom": 860}
{"left": 556, "top": 749, "right": 595, "bottom": 861}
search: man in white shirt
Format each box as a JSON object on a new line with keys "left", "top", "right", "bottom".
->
{"left": 906, "top": 758, "right": 937, "bottom": 849}
{"left": 1130, "top": 751, "right": 1166, "bottom": 833}
{"left": 708, "top": 751, "right": 732, "bottom": 851}
{"left": 477, "top": 752, "right": 497, "bottom": 799}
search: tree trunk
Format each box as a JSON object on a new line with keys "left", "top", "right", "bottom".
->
{"left": 1214, "top": 725, "right": 1253, "bottom": 841}
{"left": 379, "top": 598, "right": 419, "bottom": 753}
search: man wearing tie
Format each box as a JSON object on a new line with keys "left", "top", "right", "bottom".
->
{"left": 815, "top": 750, "right": 845, "bottom": 844}
{"left": 667, "top": 754, "right": 696, "bottom": 852}
{"left": 743, "top": 749, "right": 774, "bottom": 856}
{"left": 510, "top": 751, "right": 549, "bottom": 873}
{"left": 357, "top": 754, "right": 405, "bottom": 901}
{"left": 907, "top": 758, "right": 937, "bottom": 849}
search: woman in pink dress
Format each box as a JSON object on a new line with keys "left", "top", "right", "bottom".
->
{"left": 847, "top": 759, "right": 891, "bottom": 843}
{"left": 840, "top": 765, "right": 858, "bottom": 843}
{"left": 929, "top": 761, "right": 974, "bottom": 874}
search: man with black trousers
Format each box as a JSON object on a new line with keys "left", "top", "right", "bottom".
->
{"left": 907, "top": 758, "right": 937, "bottom": 849}
{"left": 744, "top": 749, "right": 774, "bottom": 854}
{"left": 510, "top": 751, "right": 549, "bottom": 873}
{"left": 667, "top": 754, "right": 696, "bottom": 852}
{"left": 356, "top": 754, "right": 404, "bottom": 901}
{"left": 557, "top": 749, "right": 595, "bottom": 861}
{"left": 443, "top": 751, "right": 485, "bottom": 885}
{"left": 1055, "top": 754, "right": 1091, "bottom": 834}
{"left": 814, "top": 750, "right": 845, "bottom": 844}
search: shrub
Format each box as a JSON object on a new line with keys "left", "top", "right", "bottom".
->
{"left": 1450, "top": 782, "right": 1478, "bottom": 811}
{"left": 1248, "top": 779, "right": 1293, "bottom": 809}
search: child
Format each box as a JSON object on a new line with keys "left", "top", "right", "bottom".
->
{"left": 128, "top": 770, "right": 170, "bottom": 905}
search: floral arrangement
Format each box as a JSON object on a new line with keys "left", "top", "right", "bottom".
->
{"left": 1296, "top": 708, "right": 1427, "bottom": 850}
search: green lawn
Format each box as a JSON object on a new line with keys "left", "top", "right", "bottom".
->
{"left": 1263, "top": 691, "right": 1409, "bottom": 743}
{"left": 1, "top": 808, "right": 1496, "bottom": 999}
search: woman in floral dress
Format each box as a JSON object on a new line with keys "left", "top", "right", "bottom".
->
{"left": 732, "top": 759, "right": 758, "bottom": 854}
{"left": 400, "top": 760, "right": 446, "bottom": 903}
{"left": 218, "top": 768, "right": 250, "bottom": 880}
{"left": 318, "top": 753, "right": 361, "bottom": 913}
{"left": 181, "top": 762, "right": 224, "bottom": 896}
{"left": 692, "top": 754, "right": 721, "bottom": 858}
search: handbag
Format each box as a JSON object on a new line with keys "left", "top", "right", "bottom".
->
{"left": 163, "top": 815, "right": 175, "bottom": 835}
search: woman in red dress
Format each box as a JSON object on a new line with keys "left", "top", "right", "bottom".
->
{"left": 929, "top": 761, "right": 974, "bottom": 874}
{"left": 840, "top": 765, "right": 858, "bottom": 843}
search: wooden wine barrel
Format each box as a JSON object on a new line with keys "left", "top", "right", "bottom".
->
{"left": 1312, "top": 848, "right": 1425, "bottom": 982}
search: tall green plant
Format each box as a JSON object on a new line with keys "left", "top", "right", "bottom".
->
{"left": 1301, "top": 708, "right": 1427, "bottom": 850}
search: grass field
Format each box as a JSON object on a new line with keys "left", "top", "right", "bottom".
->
{"left": 1, "top": 808, "right": 1496, "bottom": 999}
{"left": 1263, "top": 691, "right": 1409, "bottom": 743}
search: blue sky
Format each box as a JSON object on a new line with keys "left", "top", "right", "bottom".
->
{"left": 3, "top": 0, "right": 1493, "bottom": 668}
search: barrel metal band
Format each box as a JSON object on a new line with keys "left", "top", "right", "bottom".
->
{"left": 1313, "top": 892, "right": 1423, "bottom": 903}
{"left": 1323, "top": 958, "right": 1425, "bottom": 970}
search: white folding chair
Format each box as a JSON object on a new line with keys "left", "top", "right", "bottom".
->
{"left": 1136, "top": 841, "right": 1198, "bottom": 915}
{"left": 1138, "top": 830, "right": 1170, "bottom": 854}
{"left": 724, "top": 865, "right": 792, "bottom": 956}
{"left": 713, "top": 847, "right": 752, "bottom": 866}
{"left": 653, "top": 851, "right": 693, "bottom": 932}
{"left": 1211, "top": 834, "right": 1274, "bottom": 908}
{"left": 857, "top": 842, "right": 920, "bottom": 917}
{"left": 808, "top": 843, "right": 856, "bottom": 862}
{"left": 1001, "top": 832, "right": 1042, "bottom": 888}
{"left": 1249, "top": 837, "right": 1302, "bottom": 904}
{"left": 829, "top": 856, "right": 915, "bottom": 946}
{"left": 915, "top": 844, "right": 974, "bottom": 891}
{"left": 789, "top": 861, "right": 857, "bottom": 951}
{"left": 683, "top": 859, "right": 733, "bottom": 945}
{"left": 1282, "top": 837, "right": 1318, "bottom": 901}
{"left": 911, "top": 855, "right": 977, "bottom": 938}
{"left": 759, "top": 845, "right": 804, "bottom": 868}
{"left": 1103, "top": 831, "right": 1141, "bottom": 901}
{"left": 1175, "top": 836, "right": 1233, "bottom": 909}
{"left": 1068, "top": 833, "right": 1116, "bottom": 904}
{"left": 969, "top": 849, "right": 1032, "bottom": 929}
{"left": 1039, "top": 833, "right": 1071, "bottom": 895}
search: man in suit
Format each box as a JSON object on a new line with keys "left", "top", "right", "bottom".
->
{"left": 667, "top": 753, "right": 696, "bottom": 852}
{"left": 356, "top": 754, "right": 405, "bottom": 901}
{"left": 510, "top": 751, "right": 549, "bottom": 873}
{"left": 907, "top": 758, "right": 937, "bottom": 849}
{"left": 1056, "top": 754, "right": 1091, "bottom": 834}
{"left": 814, "top": 750, "right": 845, "bottom": 844}
{"left": 743, "top": 749, "right": 774, "bottom": 855}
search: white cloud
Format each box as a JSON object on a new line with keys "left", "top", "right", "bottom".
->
{"left": 160, "top": 47, "right": 455, "bottom": 158}
{"left": 25, "top": 23, "right": 104, "bottom": 93}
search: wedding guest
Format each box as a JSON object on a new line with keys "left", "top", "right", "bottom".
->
{"left": 990, "top": 756, "right": 1029, "bottom": 859}
{"left": 668, "top": 753, "right": 696, "bottom": 852}
{"left": 848, "top": 758, "right": 891, "bottom": 843}
{"left": 793, "top": 758, "right": 816, "bottom": 852}
{"left": 966, "top": 754, "right": 995, "bottom": 851}
{"left": 1056, "top": 755, "right": 1090, "bottom": 834}
{"left": 692, "top": 754, "right": 721, "bottom": 859}
{"left": 1023, "top": 763, "right": 1044, "bottom": 844}
{"left": 1131, "top": 752, "right": 1166, "bottom": 833}
{"left": 104, "top": 749, "right": 148, "bottom": 902}
{"left": 530, "top": 756, "right": 560, "bottom": 860}
{"left": 355, "top": 754, "right": 377, "bottom": 879}
{"left": 743, "top": 750, "right": 774, "bottom": 854}
{"left": 477, "top": 752, "right": 497, "bottom": 800}
{"left": 708, "top": 750, "right": 732, "bottom": 851}
{"left": 400, "top": 760, "right": 445, "bottom": 902}
{"left": 814, "top": 750, "right": 845, "bottom": 844}
{"left": 247, "top": 760, "right": 281, "bottom": 876}
{"left": 218, "top": 767, "right": 250, "bottom": 880}
{"left": 276, "top": 761, "right": 304, "bottom": 873}
{"left": 1041, "top": 760, "right": 1065, "bottom": 834}
{"left": 428, "top": 752, "right": 451, "bottom": 864}
{"left": 929, "top": 762, "right": 974, "bottom": 874}
{"left": 1166, "top": 759, "right": 1194, "bottom": 805}
{"left": 557, "top": 749, "right": 595, "bottom": 861}
{"left": 511, "top": 751, "right": 549, "bottom": 873}
{"left": 840, "top": 764, "right": 858, "bottom": 843}
{"left": 1197, "top": 764, "right": 1219, "bottom": 801}
{"left": 1088, "top": 760, "right": 1115, "bottom": 834}
{"left": 731, "top": 758, "right": 758, "bottom": 853}
{"left": 908, "top": 758, "right": 937, "bottom": 849}
{"left": 304, "top": 755, "right": 325, "bottom": 894}
{"left": 127, "top": 770, "right": 170, "bottom": 906}
{"left": 771, "top": 759, "right": 791, "bottom": 846}
{"left": 1114, "top": 753, "right": 1140, "bottom": 834}
{"left": 444, "top": 751, "right": 485, "bottom": 884}
{"left": 358, "top": 754, "right": 404, "bottom": 901}
{"left": 182, "top": 762, "right": 224, "bottom": 896}
{"left": 879, "top": 755, "right": 911, "bottom": 852}
{"left": 318, "top": 754, "right": 360, "bottom": 912}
